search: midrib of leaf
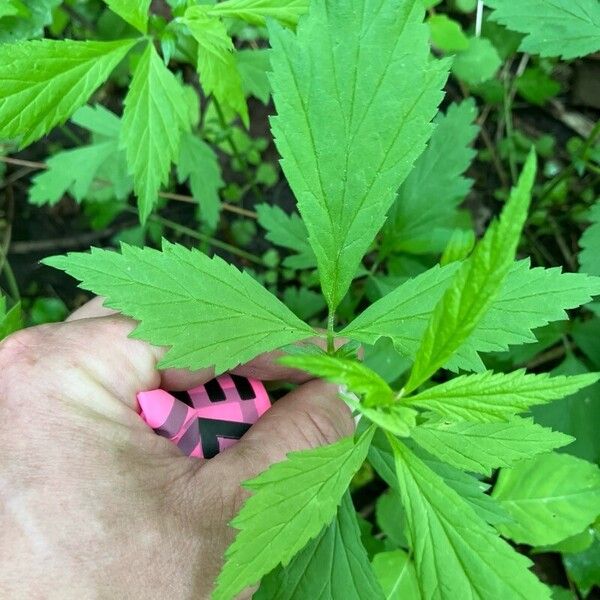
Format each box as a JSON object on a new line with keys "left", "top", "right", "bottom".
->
{"left": 385, "top": 556, "right": 411, "bottom": 600}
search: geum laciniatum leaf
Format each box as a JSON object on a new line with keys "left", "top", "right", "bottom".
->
{"left": 43, "top": 241, "right": 314, "bottom": 374}
{"left": 269, "top": 0, "right": 449, "bottom": 311}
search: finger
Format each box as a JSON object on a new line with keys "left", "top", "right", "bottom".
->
{"left": 65, "top": 301, "right": 348, "bottom": 393}
{"left": 197, "top": 380, "right": 355, "bottom": 517}
{"left": 67, "top": 296, "right": 119, "bottom": 321}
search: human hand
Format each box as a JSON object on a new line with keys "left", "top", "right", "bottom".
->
{"left": 0, "top": 299, "right": 353, "bottom": 599}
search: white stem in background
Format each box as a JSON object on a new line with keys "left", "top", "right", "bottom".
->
{"left": 476, "top": 0, "right": 484, "bottom": 37}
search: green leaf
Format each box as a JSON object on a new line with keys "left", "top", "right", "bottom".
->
{"left": 102, "top": 0, "right": 151, "bottom": 33}
{"left": 0, "top": 0, "right": 60, "bottom": 43}
{"left": 213, "top": 427, "right": 375, "bottom": 600}
{"left": 424, "top": 456, "right": 511, "bottom": 525}
{"left": 255, "top": 492, "right": 384, "bottom": 600}
{"left": 485, "top": 0, "right": 600, "bottom": 59}
{"left": 404, "top": 151, "right": 537, "bottom": 392}
{"left": 449, "top": 260, "right": 600, "bottom": 372}
{"left": 0, "top": 297, "right": 22, "bottom": 340}
{"left": 405, "top": 369, "right": 600, "bottom": 422}
{"left": 280, "top": 354, "right": 394, "bottom": 407}
{"left": 368, "top": 430, "right": 510, "bottom": 526}
{"left": 236, "top": 49, "right": 271, "bottom": 104}
{"left": 565, "top": 319, "right": 600, "bottom": 369}
{"left": 372, "top": 550, "right": 420, "bottom": 599}
{"left": 71, "top": 104, "right": 122, "bottom": 139}
{"left": 389, "top": 436, "right": 551, "bottom": 599}
{"left": 256, "top": 204, "right": 316, "bottom": 269}
{"left": 428, "top": 14, "right": 469, "bottom": 52}
{"left": 342, "top": 262, "right": 459, "bottom": 352}
{"left": 533, "top": 354, "right": 600, "bottom": 464}
{"left": 452, "top": 36, "right": 502, "bottom": 85}
{"left": 43, "top": 241, "right": 314, "bottom": 373}
{"left": 29, "top": 141, "right": 117, "bottom": 206}
{"left": 564, "top": 534, "right": 600, "bottom": 598}
{"left": 269, "top": 0, "right": 449, "bottom": 311}
{"left": 343, "top": 259, "right": 600, "bottom": 372}
{"left": 0, "top": 0, "right": 24, "bottom": 18}
{"left": 121, "top": 42, "right": 191, "bottom": 221}
{"left": 383, "top": 100, "right": 479, "bottom": 255}
{"left": 375, "top": 488, "right": 408, "bottom": 548}
{"left": 207, "top": 0, "right": 309, "bottom": 27}
{"left": 177, "top": 132, "right": 223, "bottom": 229}
{"left": 183, "top": 6, "right": 248, "bottom": 126}
{"left": 282, "top": 287, "right": 326, "bottom": 320}
{"left": 441, "top": 228, "right": 475, "bottom": 265}
{"left": 0, "top": 38, "right": 135, "bottom": 147}
{"left": 492, "top": 452, "right": 600, "bottom": 546}
{"left": 411, "top": 417, "right": 573, "bottom": 476}
{"left": 516, "top": 67, "right": 561, "bottom": 106}
{"left": 579, "top": 200, "right": 600, "bottom": 277}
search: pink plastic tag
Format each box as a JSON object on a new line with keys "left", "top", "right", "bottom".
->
{"left": 137, "top": 374, "right": 270, "bottom": 459}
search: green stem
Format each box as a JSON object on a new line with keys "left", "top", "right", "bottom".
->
{"left": 326, "top": 311, "right": 335, "bottom": 354}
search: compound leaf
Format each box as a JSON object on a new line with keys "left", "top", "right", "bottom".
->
{"left": 406, "top": 370, "right": 600, "bottom": 422}
{"left": 485, "top": 0, "right": 600, "bottom": 60}
{"left": 389, "top": 436, "right": 551, "bottom": 599}
{"left": 383, "top": 99, "right": 479, "bottom": 255}
{"left": 448, "top": 260, "right": 600, "bottom": 371}
{"left": 102, "top": 0, "right": 151, "bottom": 33}
{"left": 411, "top": 417, "right": 573, "bottom": 476}
{"left": 213, "top": 427, "right": 375, "bottom": 600}
{"left": 255, "top": 492, "right": 384, "bottom": 600}
{"left": 121, "top": 42, "right": 191, "bottom": 221}
{"left": 343, "top": 259, "right": 600, "bottom": 372}
{"left": 207, "top": 0, "right": 309, "bottom": 27}
{"left": 43, "top": 241, "right": 314, "bottom": 373}
{"left": 405, "top": 151, "right": 537, "bottom": 392}
{"left": 0, "top": 38, "right": 135, "bottom": 147}
{"left": 492, "top": 452, "right": 600, "bottom": 546}
{"left": 29, "top": 141, "right": 117, "bottom": 206}
{"left": 269, "top": 0, "right": 449, "bottom": 311}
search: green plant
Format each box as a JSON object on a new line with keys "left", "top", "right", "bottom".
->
{"left": 0, "top": 0, "right": 307, "bottom": 225}
{"left": 41, "top": 1, "right": 600, "bottom": 598}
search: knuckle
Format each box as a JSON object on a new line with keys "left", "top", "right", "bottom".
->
{"left": 292, "top": 406, "right": 347, "bottom": 448}
{"left": 0, "top": 326, "right": 47, "bottom": 370}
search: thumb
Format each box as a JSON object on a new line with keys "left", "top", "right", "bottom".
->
{"left": 198, "top": 380, "right": 355, "bottom": 510}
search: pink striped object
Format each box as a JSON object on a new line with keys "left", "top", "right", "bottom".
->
{"left": 137, "top": 375, "right": 270, "bottom": 459}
